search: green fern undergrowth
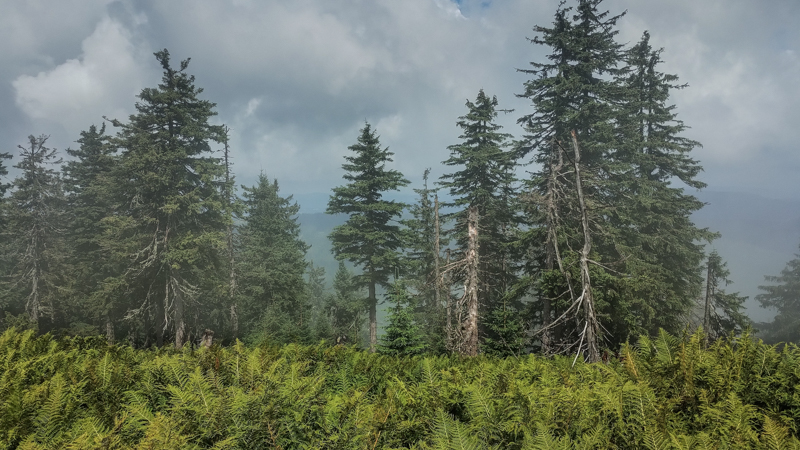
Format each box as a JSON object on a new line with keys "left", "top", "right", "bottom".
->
{"left": 1, "top": 328, "right": 799, "bottom": 449}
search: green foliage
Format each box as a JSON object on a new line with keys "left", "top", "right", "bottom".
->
{"left": 62, "top": 123, "right": 122, "bottom": 342}
{"left": 314, "top": 262, "right": 366, "bottom": 347}
{"left": 402, "top": 169, "right": 448, "bottom": 353}
{"left": 378, "top": 281, "right": 427, "bottom": 356}
{"left": 439, "top": 89, "right": 521, "bottom": 351}
{"left": 702, "top": 250, "right": 750, "bottom": 341}
{"left": 237, "top": 173, "right": 310, "bottom": 345}
{"left": 106, "top": 49, "right": 227, "bottom": 348}
{"left": 1, "top": 328, "right": 799, "bottom": 449}
{"left": 757, "top": 242, "right": 800, "bottom": 343}
{"left": 481, "top": 299, "right": 525, "bottom": 357}
{"left": 3, "top": 135, "right": 67, "bottom": 331}
{"left": 327, "top": 122, "right": 410, "bottom": 351}
{"left": 517, "top": 0, "right": 715, "bottom": 352}
{"left": 613, "top": 30, "right": 716, "bottom": 339}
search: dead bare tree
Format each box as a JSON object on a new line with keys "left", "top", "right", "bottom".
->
{"left": 570, "top": 130, "right": 601, "bottom": 363}
{"left": 441, "top": 205, "right": 480, "bottom": 356}
{"left": 540, "top": 140, "right": 568, "bottom": 354}
{"left": 527, "top": 132, "right": 602, "bottom": 363}
{"left": 463, "top": 205, "right": 480, "bottom": 356}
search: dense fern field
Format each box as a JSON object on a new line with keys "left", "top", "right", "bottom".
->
{"left": 1, "top": 329, "right": 799, "bottom": 449}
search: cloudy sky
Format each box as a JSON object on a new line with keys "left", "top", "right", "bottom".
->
{"left": 1, "top": 0, "right": 799, "bottom": 316}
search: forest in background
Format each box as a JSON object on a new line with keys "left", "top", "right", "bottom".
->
{"left": 0, "top": 0, "right": 798, "bottom": 359}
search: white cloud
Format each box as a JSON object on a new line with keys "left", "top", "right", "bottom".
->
{"left": 433, "top": 0, "right": 466, "bottom": 20}
{"left": 12, "top": 16, "right": 151, "bottom": 132}
{"left": 0, "top": 0, "right": 112, "bottom": 62}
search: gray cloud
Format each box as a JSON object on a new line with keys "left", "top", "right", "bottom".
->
{"left": 1, "top": 0, "right": 798, "bottom": 199}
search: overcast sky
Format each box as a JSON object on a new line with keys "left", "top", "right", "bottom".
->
{"left": 3, "top": 0, "right": 799, "bottom": 204}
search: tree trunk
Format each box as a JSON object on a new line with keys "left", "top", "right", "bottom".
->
{"left": 201, "top": 329, "right": 214, "bottom": 348}
{"left": 571, "top": 130, "right": 600, "bottom": 363}
{"left": 155, "top": 292, "right": 165, "bottom": 347}
{"left": 703, "top": 258, "right": 714, "bottom": 347}
{"left": 174, "top": 275, "right": 186, "bottom": 349}
{"left": 105, "top": 313, "right": 114, "bottom": 345}
{"left": 445, "top": 248, "right": 453, "bottom": 349}
{"left": 463, "top": 205, "right": 480, "bottom": 356}
{"left": 542, "top": 141, "right": 569, "bottom": 354}
{"left": 368, "top": 268, "right": 377, "bottom": 353}
{"left": 28, "top": 262, "right": 40, "bottom": 324}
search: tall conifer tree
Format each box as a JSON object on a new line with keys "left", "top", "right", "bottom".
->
{"left": 327, "top": 123, "right": 409, "bottom": 352}
{"left": 108, "top": 50, "right": 226, "bottom": 348}
{"left": 612, "top": 31, "right": 715, "bottom": 338}
{"left": 237, "top": 174, "right": 310, "bottom": 344}
{"left": 0, "top": 149, "right": 12, "bottom": 312}
{"left": 4, "top": 135, "right": 66, "bottom": 330}
{"left": 517, "top": 0, "right": 628, "bottom": 360}
{"left": 402, "top": 169, "right": 446, "bottom": 350}
{"left": 518, "top": 1, "right": 717, "bottom": 356}
{"left": 439, "top": 90, "right": 518, "bottom": 354}
{"left": 63, "top": 124, "right": 121, "bottom": 342}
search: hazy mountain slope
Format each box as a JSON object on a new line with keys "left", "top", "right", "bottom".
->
{"left": 693, "top": 191, "right": 800, "bottom": 322}
{"left": 296, "top": 190, "right": 800, "bottom": 324}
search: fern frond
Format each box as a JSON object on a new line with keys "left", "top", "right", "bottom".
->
{"left": 761, "top": 416, "right": 795, "bottom": 450}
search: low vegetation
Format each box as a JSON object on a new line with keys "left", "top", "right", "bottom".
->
{"left": 1, "top": 327, "right": 798, "bottom": 449}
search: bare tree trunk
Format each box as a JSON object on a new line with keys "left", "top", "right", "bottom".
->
{"left": 463, "top": 205, "right": 480, "bottom": 356}
{"left": 201, "top": 329, "right": 214, "bottom": 348}
{"left": 156, "top": 291, "right": 165, "bottom": 347}
{"left": 445, "top": 248, "right": 452, "bottom": 349}
{"left": 538, "top": 142, "right": 574, "bottom": 354}
{"left": 541, "top": 143, "right": 565, "bottom": 354}
{"left": 368, "top": 268, "right": 377, "bottom": 353}
{"left": 570, "top": 130, "right": 600, "bottom": 363}
{"left": 174, "top": 277, "right": 186, "bottom": 349}
{"left": 703, "top": 258, "right": 714, "bottom": 347}
{"left": 105, "top": 313, "right": 114, "bottom": 345}
{"left": 28, "top": 258, "right": 40, "bottom": 324}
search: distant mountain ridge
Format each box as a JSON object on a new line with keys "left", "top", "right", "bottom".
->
{"left": 296, "top": 190, "right": 800, "bottom": 323}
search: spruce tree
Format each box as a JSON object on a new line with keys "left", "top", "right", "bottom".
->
{"left": 402, "top": 169, "right": 447, "bottom": 351}
{"left": 63, "top": 124, "right": 121, "bottom": 342}
{"left": 439, "top": 89, "right": 519, "bottom": 354}
{"left": 701, "top": 250, "right": 750, "bottom": 344}
{"left": 220, "top": 126, "right": 241, "bottom": 341}
{"left": 107, "top": 50, "right": 226, "bottom": 348}
{"left": 327, "top": 123, "right": 409, "bottom": 352}
{"left": 0, "top": 149, "right": 12, "bottom": 319}
{"left": 757, "top": 243, "right": 800, "bottom": 343}
{"left": 517, "top": 0, "right": 628, "bottom": 360}
{"left": 237, "top": 174, "right": 310, "bottom": 344}
{"left": 378, "top": 280, "right": 427, "bottom": 356}
{"left": 517, "top": 0, "right": 714, "bottom": 357}
{"left": 328, "top": 262, "right": 365, "bottom": 345}
{"left": 3, "top": 135, "right": 66, "bottom": 330}
{"left": 613, "top": 31, "right": 716, "bottom": 338}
